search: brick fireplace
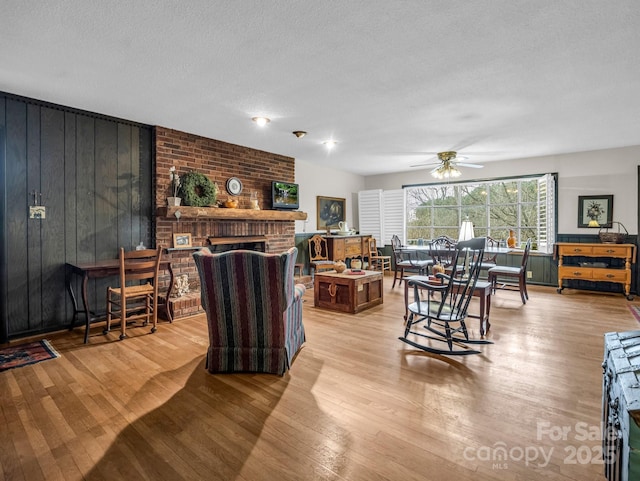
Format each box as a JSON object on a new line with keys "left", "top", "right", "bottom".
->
{"left": 154, "top": 126, "right": 298, "bottom": 318}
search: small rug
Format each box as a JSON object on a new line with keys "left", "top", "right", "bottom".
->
{"left": 629, "top": 305, "right": 640, "bottom": 324}
{"left": 0, "top": 340, "right": 60, "bottom": 372}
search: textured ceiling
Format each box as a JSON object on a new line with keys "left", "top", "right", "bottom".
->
{"left": 1, "top": 1, "right": 639, "bottom": 175}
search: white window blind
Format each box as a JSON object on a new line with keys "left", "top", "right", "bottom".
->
{"left": 382, "top": 189, "right": 406, "bottom": 245}
{"left": 358, "top": 190, "right": 383, "bottom": 245}
{"left": 538, "top": 173, "right": 556, "bottom": 254}
{"left": 358, "top": 189, "right": 406, "bottom": 246}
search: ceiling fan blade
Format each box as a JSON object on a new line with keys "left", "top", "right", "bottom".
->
{"left": 410, "top": 162, "right": 439, "bottom": 168}
{"left": 456, "top": 162, "right": 484, "bottom": 168}
{"left": 399, "top": 151, "right": 502, "bottom": 156}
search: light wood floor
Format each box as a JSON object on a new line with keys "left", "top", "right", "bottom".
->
{"left": 1, "top": 279, "right": 637, "bottom": 480}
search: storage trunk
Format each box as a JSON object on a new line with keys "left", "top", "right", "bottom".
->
{"left": 603, "top": 330, "right": 640, "bottom": 481}
{"left": 314, "top": 270, "right": 383, "bottom": 314}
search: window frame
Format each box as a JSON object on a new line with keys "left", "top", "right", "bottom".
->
{"left": 402, "top": 173, "right": 557, "bottom": 253}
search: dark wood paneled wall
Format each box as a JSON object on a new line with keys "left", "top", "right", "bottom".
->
{"left": 0, "top": 93, "right": 153, "bottom": 342}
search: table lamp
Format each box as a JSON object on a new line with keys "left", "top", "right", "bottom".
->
{"left": 458, "top": 217, "right": 475, "bottom": 242}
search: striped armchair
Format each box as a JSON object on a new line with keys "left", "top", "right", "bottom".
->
{"left": 193, "top": 247, "right": 306, "bottom": 375}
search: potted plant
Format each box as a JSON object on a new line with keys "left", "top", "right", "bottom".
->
{"left": 167, "top": 166, "right": 181, "bottom": 206}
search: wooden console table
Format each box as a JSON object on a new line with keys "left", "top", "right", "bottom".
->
{"left": 324, "top": 234, "right": 372, "bottom": 262}
{"left": 555, "top": 242, "right": 636, "bottom": 300}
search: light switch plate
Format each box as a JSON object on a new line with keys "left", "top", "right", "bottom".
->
{"left": 29, "top": 206, "right": 46, "bottom": 219}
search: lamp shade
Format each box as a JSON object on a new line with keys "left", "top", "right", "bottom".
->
{"left": 458, "top": 219, "right": 475, "bottom": 242}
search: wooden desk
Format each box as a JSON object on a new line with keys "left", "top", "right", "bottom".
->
{"left": 403, "top": 275, "right": 492, "bottom": 336}
{"left": 66, "top": 259, "right": 174, "bottom": 343}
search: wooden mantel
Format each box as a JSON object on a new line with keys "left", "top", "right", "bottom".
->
{"left": 158, "top": 206, "right": 307, "bottom": 221}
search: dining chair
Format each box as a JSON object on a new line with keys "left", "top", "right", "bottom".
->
{"left": 105, "top": 246, "right": 162, "bottom": 340}
{"left": 479, "top": 236, "right": 499, "bottom": 275}
{"left": 428, "top": 235, "right": 457, "bottom": 269}
{"left": 487, "top": 238, "right": 532, "bottom": 304}
{"left": 391, "top": 234, "right": 432, "bottom": 288}
{"left": 366, "top": 237, "right": 391, "bottom": 274}
{"left": 308, "top": 234, "right": 335, "bottom": 278}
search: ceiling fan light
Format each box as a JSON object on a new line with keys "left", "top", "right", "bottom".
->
{"left": 431, "top": 164, "right": 462, "bottom": 179}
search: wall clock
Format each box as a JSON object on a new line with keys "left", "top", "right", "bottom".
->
{"left": 226, "top": 177, "right": 243, "bottom": 196}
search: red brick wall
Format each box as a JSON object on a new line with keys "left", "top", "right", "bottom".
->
{"left": 154, "top": 126, "right": 297, "bottom": 318}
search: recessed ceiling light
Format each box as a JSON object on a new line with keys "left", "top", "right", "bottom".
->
{"left": 292, "top": 131, "right": 307, "bottom": 138}
{"left": 323, "top": 140, "right": 337, "bottom": 150}
{"left": 252, "top": 117, "right": 270, "bottom": 127}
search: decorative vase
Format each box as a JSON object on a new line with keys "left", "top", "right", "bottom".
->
{"left": 334, "top": 260, "right": 347, "bottom": 273}
{"left": 507, "top": 229, "right": 517, "bottom": 248}
{"left": 350, "top": 258, "right": 362, "bottom": 270}
{"left": 167, "top": 197, "right": 182, "bottom": 207}
{"left": 250, "top": 191, "right": 260, "bottom": 210}
{"left": 432, "top": 264, "right": 445, "bottom": 275}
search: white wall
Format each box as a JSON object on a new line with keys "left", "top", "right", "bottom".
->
{"left": 364, "top": 145, "right": 640, "bottom": 235}
{"left": 295, "top": 159, "right": 366, "bottom": 234}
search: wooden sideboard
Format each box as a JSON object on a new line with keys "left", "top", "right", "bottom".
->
{"left": 324, "top": 234, "right": 372, "bottom": 262}
{"left": 555, "top": 242, "right": 636, "bottom": 300}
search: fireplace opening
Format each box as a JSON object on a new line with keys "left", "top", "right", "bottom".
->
{"left": 206, "top": 236, "right": 267, "bottom": 253}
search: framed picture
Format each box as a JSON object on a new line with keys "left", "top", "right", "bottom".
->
{"left": 173, "top": 233, "right": 193, "bottom": 248}
{"left": 317, "top": 196, "right": 346, "bottom": 229}
{"left": 578, "top": 195, "right": 613, "bottom": 228}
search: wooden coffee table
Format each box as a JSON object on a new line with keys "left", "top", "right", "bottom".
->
{"left": 314, "top": 270, "right": 383, "bottom": 314}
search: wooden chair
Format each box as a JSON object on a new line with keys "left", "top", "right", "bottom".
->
{"left": 391, "top": 234, "right": 432, "bottom": 288}
{"left": 428, "top": 235, "right": 457, "bottom": 269}
{"left": 488, "top": 238, "right": 532, "bottom": 304}
{"left": 367, "top": 237, "right": 391, "bottom": 274}
{"left": 479, "top": 236, "right": 499, "bottom": 275}
{"left": 308, "top": 234, "right": 335, "bottom": 278}
{"left": 105, "top": 246, "right": 162, "bottom": 340}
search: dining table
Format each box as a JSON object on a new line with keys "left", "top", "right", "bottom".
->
{"left": 66, "top": 258, "right": 174, "bottom": 343}
{"left": 400, "top": 243, "right": 512, "bottom": 257}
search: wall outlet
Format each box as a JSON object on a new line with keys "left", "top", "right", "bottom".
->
{"left": 527, "top": 270, "right": 533, "bottom": 279}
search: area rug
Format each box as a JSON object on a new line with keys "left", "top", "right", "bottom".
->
{"left": 0, "top": 340, "right": 60, "bottom": 372}
{"left": 629, "top": 305, "right": 640, "bottom": 324}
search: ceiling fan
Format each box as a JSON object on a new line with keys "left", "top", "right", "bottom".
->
{"left": 411, "top": 151, "right": 484, "bottom": 179}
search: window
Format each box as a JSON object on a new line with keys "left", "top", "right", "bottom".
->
{"left": 405, "top": 173, "right": 556, "bottom": 253}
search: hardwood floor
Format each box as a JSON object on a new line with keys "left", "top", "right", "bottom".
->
{"left": 1, "top": 279, "right": 636, "bottom": 480}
